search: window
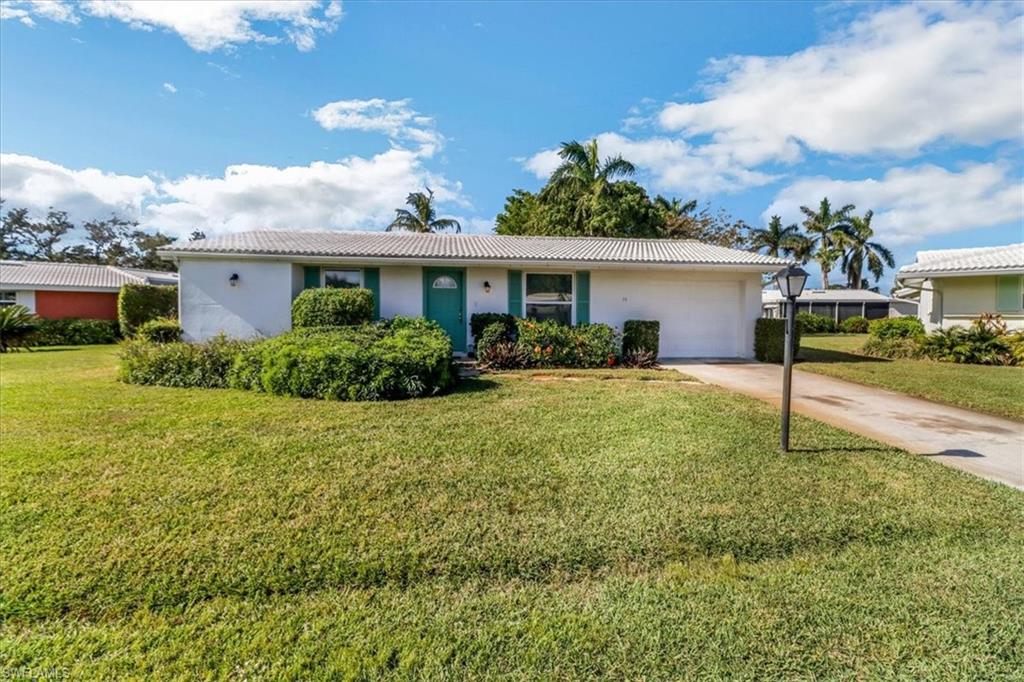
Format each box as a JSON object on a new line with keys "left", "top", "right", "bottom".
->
{"left": 324, "top": 269, "right": 361, "bottom": 289}
{"left": 525, "top": 273, "right": 572, "bottom": 325}
{"left": 0, "top": 292, "right": 16, "bottom": 307}
{"left": 432, "top": 275, "right": 458, "bottom": 289}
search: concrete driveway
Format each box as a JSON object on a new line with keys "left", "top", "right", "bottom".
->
{"left": 663, "top": 359, "right": 1024, "bottom": 490}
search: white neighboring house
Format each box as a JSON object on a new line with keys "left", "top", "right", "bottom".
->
{"left": 158, "top": 230, "right": 789, "bottom": 358}
{"left": 895, "top": 243, "right": 1024, "bottom": 331}
{"left": 762, "top": 288, "right": 917, "bottom": 323}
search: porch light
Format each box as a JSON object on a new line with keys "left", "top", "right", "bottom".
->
{"left": 483, "top": 280, "right": 491, "bottom": 293}
{"left": 229, "top": 273, "right": 240, "bottom": 287}
{"left": 775, "top": 264, "right": 809, "bottom": 299}
{"left": 773, "top": 264, "right": 808, "bottom": 453}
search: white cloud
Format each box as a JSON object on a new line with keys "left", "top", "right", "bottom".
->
{"left": 659, "top": 2, "right": 1023, "bottom": 166}
{"left": 312, "top": 98, "right": 443, "bottom": 156}
{"left": 162, "top": 82, "right": 177, "bottom": 94}
{"left": 1, "top": 0, "right": 343, "bottom": 52}
{"left": 763, "top": 163, "right": 1024, "bottom": 245}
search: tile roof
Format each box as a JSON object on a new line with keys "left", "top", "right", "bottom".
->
{"left": 762, "top": 288, "right": 896, "bottom": 303}
{"left": 0, "top": 261, "right": 178, "bottom": 291}
{"left": 160, "top": 230, "right": 789, "bottom": 268}
{"left": 898, "top": 243, "right": 1024, "bottom": 277}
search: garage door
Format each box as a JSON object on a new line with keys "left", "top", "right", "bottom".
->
{"left": 659, "top": 281, "right": 741, "bottom": 357}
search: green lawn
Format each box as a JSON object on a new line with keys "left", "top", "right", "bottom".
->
{"left": 2, "top": 346, "right": 1023, "bottom": 678}
{"left": 799, "top": 334, "right": 1024, "bottom": 422}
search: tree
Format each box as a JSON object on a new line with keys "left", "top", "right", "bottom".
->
{"left": 1, "top": 208, "right": 75, "bottom": 261}
{"left": 189, "top": 230, "right": 207, "bottom": 241}
{"left": 655, "top": 198, "right": 749, "bottom": 248}
{"left": 542, "top": 139, "right": 637, "bottom": 233}
{"left": 799, "top": 198, "right": 854, "bottom": 289}
{"left": 839, "top": 210, "right": 895, "bottom": 288}
{"left": 748, "top": 216, "right": 802, "bottom": 258}
{"left": 386, "top": 188, "right": 461, "bottom": 233}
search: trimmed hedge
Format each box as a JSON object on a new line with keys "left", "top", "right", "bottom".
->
{"left": 868, "top": 316, "right": 925, "bottom": 340}
{"left": 516, "top": 318, "right": 618, "bottom": 368}
{"left": 622, "top": 320, "right": 659, "bottom": 356}
{"left": 292, "top": 288, "right": 374, "bottom": 328}
{"left": 118, "top": 335, "right": 251, "bottom": 389}
{"left": 118, "top": 284, "right": 177, "bottom": 337}
{"left": 839, "top": 316, "right": 869, "bottom": 334}
{"left": 33, "top": 318, "right": 120, "bottom": 346}
{"left": 136, "top": 317, "right": 183, "bottom": 343}
{"left": 754, "top": 318, "right": 802, "bottom": 363}
{"left": 470, "top": 313, "right": 516, "bottom": 345}
{"left": 796, "top": 312, "right": 836, "bottom": 334}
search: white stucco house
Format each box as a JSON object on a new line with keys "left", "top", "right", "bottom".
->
{"left": 159, "top": 230, "right": 788, "bottom": 358}
{"left": 895, "top": 243, "right": 1024, "bottom": 332}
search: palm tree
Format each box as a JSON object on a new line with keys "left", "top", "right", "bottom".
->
{"left": 654, "top": 196, "right": 698, "bottom": 218}
{"left": 749, "top": 215, "right": 802, "bottom": 258}
{"left": 542, "top": 139, "right": 636, "bottom": 233}
{"left": 799, "top": 197, "right": 854, "bottom": 289}
{"left": 386, "top": 188, "right": 461, "bottom": 233}
{"left": 839, "top": 210, "right": 895, "bottom": 289}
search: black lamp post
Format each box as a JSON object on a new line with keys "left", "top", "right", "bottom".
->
{"left": 775, "top": 264, "right": 809, "bottom": 452}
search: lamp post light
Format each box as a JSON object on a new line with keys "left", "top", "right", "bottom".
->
{"left": 775, "top": 264, "right": 809, "bottom": 452}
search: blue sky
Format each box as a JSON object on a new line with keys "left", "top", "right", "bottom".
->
{"left": 1, "top": 0, "right": 1021, "bottom": 288}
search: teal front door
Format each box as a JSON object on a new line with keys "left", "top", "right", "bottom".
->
{"left": 423, "top": 267, "right": 467, "bottom": 352}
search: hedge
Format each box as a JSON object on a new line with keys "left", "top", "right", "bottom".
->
{"left": 469, "top": 312, "right": 517, "bottom": 345}
{"left": 622, "top": 320, "right": 659, "bottom": 356}
{"left": 754, "top": 318, "right": 802, "bottom": 363}
{"left": 136, "top": 317, "right": 183, "bottom": 343}
{"left": 516, "top": 318, "right": 618, "bottom": 368}
{"left": 868, "top": 316, "right": 925, "bottom": 340}
{"left": 475, "top": 321, "right": 527, "bottom": 369}
{"left": 796, "top": 311, "right": 836, "bottom": 334}
{"left": 839, "top": 316, "right": 869, "bottom": 334}
{"left": 292, "top": 288, "right": 374, "bottom": 328}
{"left": 118, "top": 284, "right": 177, "bottom": 337}
{"left": 118, "top": 335, "right": 251, "bottom": 389}
{"left": 33, "top": 318, "right": 120, "bottom": 346}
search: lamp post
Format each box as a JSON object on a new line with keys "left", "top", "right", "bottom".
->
{"left": 775, "top": 264, "right": 809, "bottom": 452}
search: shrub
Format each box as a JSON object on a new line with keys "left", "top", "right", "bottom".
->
{"left": 118, "top": 284, "right": 177, "bottom": 337}
{"left": 32, "top": 318, "right": 119, "bottom": 346}
{"left": 861, "top": 336, "right": 924, "bottom": 359}
{"left": 0, "top": 305, "right": 39, "bottom": 352}
{"left": 839, "top": 316, "right": 869, "bottom": 334}
{"left": 868, "top": 316, "right": 925, "bottom": 340}
{"left": 622, "top": 320, "right": 660, "bottom": 356}
{"left": 621, "top": 347, "right": 659, "bottom": 369}
{"left": 136, "top": 317, "right": 183, "bottom": 343}
{"left": 470, "top": 313, "right": 517, "bottom": 345}
{"left": 477, "top": 322, "right": 528, "bottom": 369}
{"left": 118, "top": 335, "right": 251, "bottom": 388}
{"left": 516, "top": 318, "right": 618, "bottom": 368}
{"left": 754, "top": 318, "right": 802, "bottom": 363}
{"left": 291, "top": 288, "right": 374, "bottom": 328}
{"left": 796, "top": 312, "right": 836, "bottom": 334}
{"left": 920, "top": 318, "right": 1017, "bottom": 366}
{"left": 228, "top": 317, "right": 455, "bottom": 401}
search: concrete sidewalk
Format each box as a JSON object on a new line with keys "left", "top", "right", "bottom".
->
{"left": 664, "top": 359, "right": 1024, "bottom": 490}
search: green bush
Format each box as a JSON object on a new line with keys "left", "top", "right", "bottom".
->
{"left": 920, "top": 319, "right": 1019, "bottom": 366}
{"left": 228, "top": 317, "right": 455, "bottom": 401}
{"left": 516, "top": 318, "right": 618, "bottom": 368}
{"left": 861, "top": 336, "right": 924, "bottom": 359}
{"left": 622, "top": 320, "right": 660, "bottom": 356}
{"left": 476, "top": 322, "right": 528, "bottom": 369}
{"left": 796, "top": 312, "right": 836, "bottom": 334}
{"left": 470, "top": 313, "right": 517, "bottom": 345}
{"left": 32, "top": 318, "right": 119, "bottom": 346}
{"left": 0, "top": 305, "right": 39, "bottom": 352}
{"left": 839, "top": 316, "right": 869, "bottom": 334}
{"left": 291, "top": 288, "right": 374, "bottom": 328}
{"left": 754, "top": 318, "right": 802, "bottom": 363}
{"left": 136, "top": 317, "right": 183, "bottom": 343}
{"left": 118, "top": 284, "right": 177, "bottom": 337}
{"left": 118, "top": 335, "right": 251, "bottom": 388}
{"left": 868, "top": 316, "right": 925, "bottom": 340}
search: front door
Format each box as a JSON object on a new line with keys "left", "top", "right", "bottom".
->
{"left": 423, "top": 267, "right": 466, "bottom": 352}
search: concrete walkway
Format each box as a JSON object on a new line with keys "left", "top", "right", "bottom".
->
{"left": 664, "top": 360, "right": 1024, "bottom": 490}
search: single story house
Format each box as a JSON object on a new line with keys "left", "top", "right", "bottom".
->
{"left": 0, "top": 260, "right": 178, "bottom": 319}
{"left": 761, "top": 288, "right": 917, "bottom": 322}
{"left": 159, "top": 230, "right": 789, "bottom": 358}
{"left": 895, "top": 243, "right": 1024, "bottom": 331}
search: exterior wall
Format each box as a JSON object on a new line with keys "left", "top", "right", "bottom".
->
{"left": 920, "top": 275, "right": 1024, "bottom": 331}
{"left": 379, "top": 266, "right": 422, "bottom": 318}
{"left": 180, "top": 258, "right": 293, "bottom": 341}
{"left": 34, "top": 290, "right": 118, "bottom": 319}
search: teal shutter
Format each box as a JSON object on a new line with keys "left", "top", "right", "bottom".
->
{"left": 363, "top": 267, "right": 381, "bottom": 320}
{"left": 575, "top": 271, "right": 590, "bottom": 325}
{"left": 303, "top": 266, "right": 321, "bottom": 290}
{"left": 996, "top": 275, "right": 1020, "bottom": 312}
{"left": 508, "top": 270, "right": 522, "bottom": 316}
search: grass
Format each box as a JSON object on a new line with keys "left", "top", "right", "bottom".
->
{"left": 799, "top": 334, "right": 1024, "bottom": 422}
{"left": 2, "top": 346, "right": 1023, "bottom": 678}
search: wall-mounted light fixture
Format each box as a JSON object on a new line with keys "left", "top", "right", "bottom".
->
{"left": 229, "top": 273, "right": 240, "bottom": 287}
{"left": 483, "top": 280, "right": 491, "bottom": 293}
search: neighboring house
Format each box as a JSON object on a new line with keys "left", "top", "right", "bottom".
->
{"left": 159, "top": 231, "right": 788, "bottom": 358}
{"left": 0, "top": 260, "right": 178, "bottom": 320}
{"left": 762, "top": 288, "right": 917, "bottom": 322}
{"left": 895, "top": 243, "right": 1024, "bottom": 331}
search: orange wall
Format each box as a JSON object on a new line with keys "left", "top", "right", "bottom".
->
{"left": 34, "top": 290, "right": 119, "bottom": 320}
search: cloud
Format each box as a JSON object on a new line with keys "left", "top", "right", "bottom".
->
{"left": 763, "top": 163, "right": 1023, "bottom": 245}
{"left": 206, "top": 61, "right": 240, "bottom": 79}
{"left": 1, "top": 0, "right": 343, "bottom": 52}
{"left": 162, "top": 82, "right": 177, "bottom": 94}
{"left": 659, "top": 2, "right": 1023, "bottom": 166}
{"left": 312, "top": 98, "right": 443, "bottom": 156}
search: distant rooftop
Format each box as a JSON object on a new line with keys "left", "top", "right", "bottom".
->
{"left": 898, "top": 243, "right": 1024, "bottom": 278}
{"left": 762, "top": 288, "right": 897, "bottom": 303}
{"left": 0, "top": 260, "right": 178, "bottom": 291}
